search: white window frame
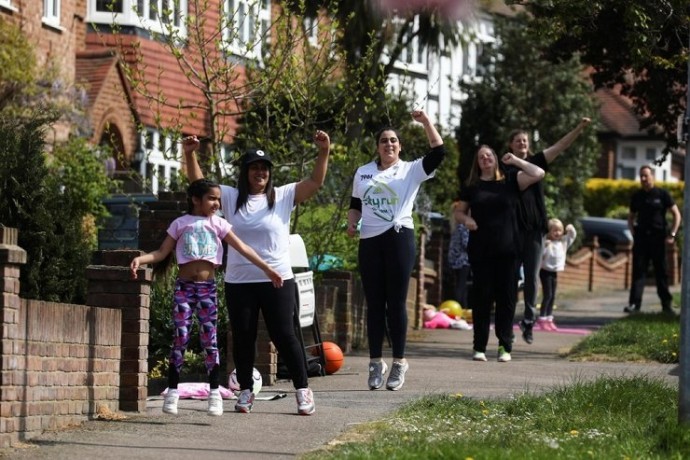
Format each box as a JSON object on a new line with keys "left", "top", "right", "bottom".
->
{"left": 304, "top": 16, "right": 319, "bottom": 48}
{"left": 43, "top": 0, "right": 61, "bottom": 28}
{"left": 0, "top": 0, "right": 16, "bottom": 11}
{"left": 392, "top": 16, "right": 427, "bottom": 74}
{"left": 87, "top": 0, "right": 187, "bottom": 37}
{"left": 225, "top": 0, "right": 271, "bottom": 61}
{"left": 136, "top": 129, "right": 180, "bottom": 195}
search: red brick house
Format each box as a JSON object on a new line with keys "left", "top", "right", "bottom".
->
{"left": 595, "top": 86, "right": 685, "bottom": 183}
{"left": 2, "top": 0, "right": 262, "bottom": 193}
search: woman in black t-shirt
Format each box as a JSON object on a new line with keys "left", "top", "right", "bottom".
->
{"left": 456, "top": 145, "right": 545, "bottom": 363}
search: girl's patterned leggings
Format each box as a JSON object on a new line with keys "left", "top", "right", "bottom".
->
{"left": 169, "top": 278, "right": 219, "bottom": 374}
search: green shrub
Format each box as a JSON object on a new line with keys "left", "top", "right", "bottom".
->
{"left": 585, "top": 178, "right": 684, "bottom": 217}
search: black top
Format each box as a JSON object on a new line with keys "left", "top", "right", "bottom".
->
{"left": 630, "top": 186, "right": 675, "bottom": 235}
{"left": 459, "top": 170, "right": 521, "bottom": 262}
{"left": 503, "top": 151, "right": 549, "bottom": 234}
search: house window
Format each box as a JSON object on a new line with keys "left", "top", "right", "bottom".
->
{"left": 226, "top": 0, "right": 271, "bottom": 59}
{"left": 43, "top": 0, "right": 61, "bottom": 27}
{"left": 621, "top": 146, "right": 636, "bottom": 160}
{"left": 89, "top": 0, "right": 186, "bottom": 34}
{"left": 645, "top": 148, "right": 656, "bottom": 161}
{"left": 0, "top": 0, "right": 15, "bottom": 9}
{"left": 137, "top": 130, "right": 180, "bottom": 194}
{"left": 304, "top": 16, "right": 318, "bottom": 47}
{"left": 398, "top": 18, "right": 426, "bottom": 69}
{"left": 620, "top": 166, "right": 636, "bottom": 179}
{"left": 95, "top": 0, "right": 122, "bottom": 12}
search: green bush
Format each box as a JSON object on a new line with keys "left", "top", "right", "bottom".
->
{"left": 0, "top": 114, "right": 114, "bottom": 303}
{"left": 585, "top": 178, "right": 684, "bottom": 217}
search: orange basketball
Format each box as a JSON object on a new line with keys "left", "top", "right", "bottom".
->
{"left": 321, "top": 341, "right": 344, "bottom": 375}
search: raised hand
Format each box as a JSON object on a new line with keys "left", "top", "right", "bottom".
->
{"left": 313, "top": 130, "right": 330, "bottom": 150}
{"left": 181, "top": 136, "right": 200, "bottom": 155}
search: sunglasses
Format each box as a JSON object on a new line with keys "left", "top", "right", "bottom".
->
{"left": 379, "top": 137, "right": 399, "bottom": 144}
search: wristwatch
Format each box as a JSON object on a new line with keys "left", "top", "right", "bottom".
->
{"left": 670, "top": 232, "right": 677, "bottom": 239}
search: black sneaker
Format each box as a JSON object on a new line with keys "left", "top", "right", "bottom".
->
{"left": 519, "top": 320, "right": 533, "bottom": 344}
{"left": 662, "top": 303, "right": 676, "bottom": 316}
{"left": 623, "top": 305, "right": 640, "bottom": 314}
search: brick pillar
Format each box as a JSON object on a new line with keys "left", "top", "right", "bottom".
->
{"left": 138, "top": 191, "right": 187, "bottom": 253}
{"left": 414, "top": 229, "right": 427, "bottom": 329}
{"left": 86, "top": 250, "right": 149, "bottom": 412}
{"left": 319, "top": 272, "right": 351, "bottom": 352}
{"left": 667, "top": 243, "right": 680, "bottom": 285}
{"left": 0, "top": 227, "right": 27, "bottom": 448}
{"left": 425, "top": 224, "right": 445, "bottom": 307}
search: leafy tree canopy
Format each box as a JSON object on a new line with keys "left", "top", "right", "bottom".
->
{"left": 511, "top": 0, "right": 690, "bottom": 150}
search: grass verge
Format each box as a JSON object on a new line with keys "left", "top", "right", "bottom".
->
{"left": 568, "top": 312, "right": 679, "bottom": 363}
{"left": 305, "top": 377, "right": 688, "bottom": 459}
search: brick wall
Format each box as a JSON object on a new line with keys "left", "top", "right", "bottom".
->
{"left": 0, "top": 227, "right": 136, "bottom": 448}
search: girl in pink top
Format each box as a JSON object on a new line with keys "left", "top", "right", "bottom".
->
{"left": 130, "top": 179, "right": 282, "bottom": 417}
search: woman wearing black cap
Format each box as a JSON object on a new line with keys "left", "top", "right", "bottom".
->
{"left": 182, "top": 130, "right": 330, "bottom": 415}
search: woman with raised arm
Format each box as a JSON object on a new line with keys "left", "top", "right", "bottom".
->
{"left": 182, "top": 131, "right": 330, "bottom": 415}
{"left": 347, "top": 110, "right": 445, "bottom": 391}
{"left": 456, "top": 145, "right": 544, "bottom": 363}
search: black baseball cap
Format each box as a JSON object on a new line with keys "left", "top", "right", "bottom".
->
{"left": 241, "top": 148, "right": 273, "bottom": 167}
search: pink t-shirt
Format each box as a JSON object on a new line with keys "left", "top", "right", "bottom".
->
{"left": 166, "top": 214, "right": 232, "bottom": 266}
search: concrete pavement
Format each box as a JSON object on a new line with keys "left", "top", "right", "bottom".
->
{"left": 0, "top": 286, "right": 679, "bottom": 459}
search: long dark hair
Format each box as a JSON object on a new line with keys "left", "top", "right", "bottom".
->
{"left": 235, "top": 160, "right": 275, "bottom": 213}
{"left": 187, "top": 178, "right": 220, "bottom": 214}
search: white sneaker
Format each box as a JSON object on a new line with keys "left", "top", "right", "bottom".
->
{"left": 207, "top": 389, "right": 223, "bottom": 416}
{"left": 296, "top": 388, "right": 315, "bottom": 415}
{"left": 472, "top": 351, "right": 487, "bottom": 362}
{"left": 163, "top": 389, "right": 179, "bottom": 415}
{"left": 234, "top": 389, "right": 254, "bottom": 413}
{"left": 497, "top": 346, "right": 512, "bottom": 362}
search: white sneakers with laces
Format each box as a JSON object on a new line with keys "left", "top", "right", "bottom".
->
{"left": 296, "top": 388, "right": 315, "bottom": 415}
{"left": 163, "top": 389, "right": 179, "bottom": 415}
{"left": 207, "top": 389, "right": 223, "bottom": 416}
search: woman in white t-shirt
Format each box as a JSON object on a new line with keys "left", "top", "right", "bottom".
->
{"left": 346, "top": 110, "right": 445, "bottom": 392}
{"left": 183, "top": 131, "right": 330, "bottom": 415}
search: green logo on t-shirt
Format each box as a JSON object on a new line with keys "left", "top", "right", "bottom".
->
{"left": 363, "top": 181, "right": 399, "bottom": 222}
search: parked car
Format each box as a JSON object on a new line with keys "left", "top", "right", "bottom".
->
{"left": 579, "top": 216, "right": 633, "bottom": 259}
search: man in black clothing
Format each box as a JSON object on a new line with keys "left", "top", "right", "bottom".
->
{"left": 624, "top": 165, "right": 681, "bottom": 314}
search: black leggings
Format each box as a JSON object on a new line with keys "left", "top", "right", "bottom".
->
{"left": 225, "top": 279, "right": 308, "bottom": 391}
{"left": 358, "top": 227, "right": 416, "bottom": 359}
{"left": 539, "top": 269, "right": 557, "bottom": 317}
{"left": 470, "top": 256, "right": 519, "bottom": 353}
